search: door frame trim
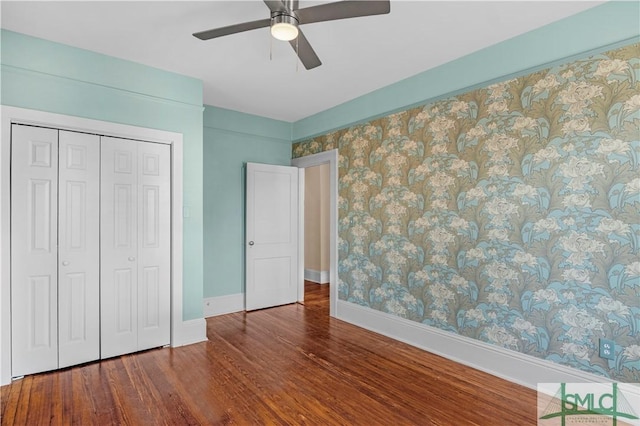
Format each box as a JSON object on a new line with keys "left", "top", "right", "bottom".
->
{"left": 292, "top": 149, "right": 338, "bottom": 317}
{"left": 0, "top": 106, "right": 185, "bottom": 385}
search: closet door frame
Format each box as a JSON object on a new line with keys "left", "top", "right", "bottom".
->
{"left": 0, "top": 106, "right": 185, "bottom": 385}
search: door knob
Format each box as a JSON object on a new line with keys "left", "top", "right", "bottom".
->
{"left": 248, "top": 241, "right": 254, "bottom": 246}
{"left": 128, "top": 257, "right": 136, "bottom": 261}
{"left": 62, "top": 261, "right": 69, "bottom": 266}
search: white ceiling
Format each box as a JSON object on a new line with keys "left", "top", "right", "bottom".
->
{"left": 1, "top": 1, "right": 603, "bottom": 122}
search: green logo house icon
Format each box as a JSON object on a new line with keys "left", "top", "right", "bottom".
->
{"left": 538, "top": 383, "right": 640, "bottom": 426}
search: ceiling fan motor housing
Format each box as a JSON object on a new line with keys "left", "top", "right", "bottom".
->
{"left": 270, "top": 11, "right": 299, "bottom": 41}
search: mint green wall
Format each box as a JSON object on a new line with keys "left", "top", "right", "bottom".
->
{"left": 1, "top": 30, "right": 205, "bottom": 321}
{"left": 203, "top": 106, "right": 292, "bottom": 298}
{"left": 293, "top": 1, "right": 640, "bottom": 142}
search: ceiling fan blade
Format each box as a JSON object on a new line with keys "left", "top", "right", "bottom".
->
{"left": 289, "top": 29, "right": 321, "bottom": 70}
{"left": 193, "top": 18, "right": 271, "bottom": 40}
{"left": 296, "top": 0, "right": 390, "bottom": 25}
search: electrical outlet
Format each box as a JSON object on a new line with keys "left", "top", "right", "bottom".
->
{"left": 599, "top": 338, "right": 615, "bottom": 360}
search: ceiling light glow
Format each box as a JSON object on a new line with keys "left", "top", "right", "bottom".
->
{"left": 271, "top": 14, "right": 299, "bottom": 41}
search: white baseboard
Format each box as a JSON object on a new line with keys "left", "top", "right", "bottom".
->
{"left": 203, "top": 293, "right": 245, "bottom": 317}
{"left": 304, "top": 268, "right": 329, "bottom": 284}
{"left": 336, "top": 300, "right": 609, "bottom": 390}
{"left": 175, "top": 318, "right": 207, "bottom": 347}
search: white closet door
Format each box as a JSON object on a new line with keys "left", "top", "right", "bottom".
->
{"left": 57, "top": 131, "right": 100, "bottom": 368}
{"left": 101, "top": 137, "right": 171, "bottom": 358}
{"left": 101, "top": 136, "right": 139, "bottom": 358}
{"left": 11, "top": 125, "right": 59, "bottom": 376}
{"left": 137, "top": 141, "right": 171, "bottom": 350}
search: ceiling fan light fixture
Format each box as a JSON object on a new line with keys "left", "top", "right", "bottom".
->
{"left": 270, "top": 14, "right": 298, "bottom": 41}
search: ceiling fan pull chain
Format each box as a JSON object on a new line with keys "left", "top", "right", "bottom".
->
{"left": 269, "top": 34, "right": 273, "bottom": 62}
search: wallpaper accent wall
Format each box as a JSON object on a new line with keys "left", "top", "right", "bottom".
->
{"left": 293, "top": 43, "right": 640, "bottom": 381}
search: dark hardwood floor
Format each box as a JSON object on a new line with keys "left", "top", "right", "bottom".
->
{"left": 1, "top": 281, "right": 537, "bottom": 425}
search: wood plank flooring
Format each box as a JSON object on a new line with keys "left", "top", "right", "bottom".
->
{"left": 2, "top": 282, "right": 537, "bottom": 425}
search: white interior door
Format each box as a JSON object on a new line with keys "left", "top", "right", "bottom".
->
{"left": 58, "top": 130, "right": 100, "bottom": 368}
{"left": 101, "top": 137, "right": 171, "bottom": 358}
{"left": 245, "top": 162, "right": 299, "bottom": 311}
{"left": 136, "top": 141, "right": 171, "bottom": 351}
{"left": 101, "top": 136, "right": 139, "bottom": 358}
{"left": 11, "top": 124, "right": 59, "bottom": 376}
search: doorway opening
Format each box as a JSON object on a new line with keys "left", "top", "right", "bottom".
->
{"left": 303, "top": 163, "right": 330, "bottom": 284}
{"left": 291, "top": 149, "right": 338, "bottom": 317}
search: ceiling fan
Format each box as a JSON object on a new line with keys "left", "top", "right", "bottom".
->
{"left": 193, "top": 0, "right": 391, "bottom": 70}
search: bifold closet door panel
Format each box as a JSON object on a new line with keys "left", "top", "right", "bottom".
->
{"left": 11, "top": 125, "right": 59, "bottom": 376}
{"left": 101, "top": 137, "right": 139, "bottom": 358}
{"left": 58, "top": 130, "right": 100, "bottom": 368}
{"left": 137, "top": 141, "right": 171, "bottom": 351}
{"left": 101, "top": 137, "right": 171, "bottom": 358}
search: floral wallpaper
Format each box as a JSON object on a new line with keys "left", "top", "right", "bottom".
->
{"left": 293, "top": 43, "right": 640, "bottom": 382}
